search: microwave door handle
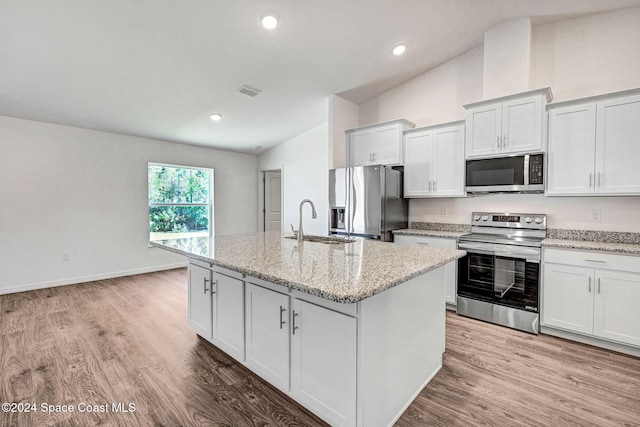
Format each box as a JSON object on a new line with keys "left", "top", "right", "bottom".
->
{"left": 524, "top": 155, "right": 530, "bottom": 185}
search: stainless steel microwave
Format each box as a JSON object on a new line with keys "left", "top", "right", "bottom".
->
{"left": 465, "top": 153, "right": 544, "bottom": 194}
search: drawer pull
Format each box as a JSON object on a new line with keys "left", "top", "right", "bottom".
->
{"left": 417, "top": 242, "right": 430, "bottom": 246}
{"left": 588, "top": 277, "right": 591, "bottom": 293}
{"left": 584, "top": 259, "right": 606, "bottom": 263}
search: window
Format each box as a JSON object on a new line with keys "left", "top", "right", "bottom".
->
{"left": 148, "top": 163, "right": 213, "bottom": 241}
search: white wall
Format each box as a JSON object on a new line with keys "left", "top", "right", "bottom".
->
{"left": 531, "top": 6, "right": 640, "bottom": 102}
{"left": 355, "top": 6, "right": 640, "bottom": 232}
{"left": 359, "top": 45, "right": 484, "bottom": 127}
{"left": 329, "top": 95, "right": 359, "bottom": 169}
{"left": 483, "top": 17, "right": 531, "bottom": 98}
{"left": 0, "top": 116, "right": 258, "bottom": 293}
{"left": 258, "top": 122, "right": 329, "bottom": 236}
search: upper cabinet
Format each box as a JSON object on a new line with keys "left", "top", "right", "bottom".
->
{"left": 346, "top": 119, "right": 415, "bottom": 167}
{"left": 547, "top": 89, "right": 640, "bottom": 196}
{"left": 464, "top": 88, "right": 552, "bottom": 158}
{"left": 403, "top": 121, "right": 466, "bottom": 198}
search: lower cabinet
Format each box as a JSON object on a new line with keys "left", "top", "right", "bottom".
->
{"left": 188, "top": 262, "right": 245, "bottom": 362}
{"left": 211, "top": 269, "right": 245, "bottom": 362}
{"left": 245, "top": 282, "right": 290, "bottom": 392}
{"left": 394, "top": 234, "right": 458, "bottom": 306}
{"left": 187, "top": 262, "right": 213, "bottom": 339}
{"left": 542, "top": 249, "right": 640, "bottom": 348}
{"left": 291, "top": 298, "right": 357, "bottom": 427}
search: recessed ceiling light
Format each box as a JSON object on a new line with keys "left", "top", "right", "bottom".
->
{"left": 392, "top": 44, "right": 407, "bottom": 56}
{"left": 209, "top": 113, "right": 222, "bottom": 122}
{"left": 261, "top": 14, "right": 279, "bottom": 30}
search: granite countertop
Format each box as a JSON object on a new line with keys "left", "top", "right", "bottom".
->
{"left": 542, "top": 239, "right": 640, "bottom": 255}
{"left": 150, "top": 231, "right": 465, "bottom": 304}
{"left": 542, "top": 229, "right": 640, "bottom": 255}
{"left": 393, "top": 229, "right": 469, "bottom": 239}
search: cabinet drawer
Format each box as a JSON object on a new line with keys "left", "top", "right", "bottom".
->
{"left": 394, "top": 234, "right": 457, "bottom": 248}
{"left": 544, "top": 248, "right": 640, "bottom": 273}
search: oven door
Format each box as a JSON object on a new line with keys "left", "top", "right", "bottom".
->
{"left": 457, "top": 242, "right": 540, "bottom": 312}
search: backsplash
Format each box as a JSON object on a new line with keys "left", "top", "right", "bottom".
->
{"left": 547, "top": 228, "right": 640, "bottom": 245}
{"left": 410, "top": 222, "right": 471, "bottom": 233}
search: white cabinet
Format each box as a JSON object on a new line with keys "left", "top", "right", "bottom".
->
{"left": 547, "top": 90, "right": 640, "bottom": 196}
{"left": 403, "top": 121, "right": 465, "bottom": 197}
{"left": 542, "top": 248, "right": 640, "bottom": 348}
{"left": 394, "top": 234, "right": 458, "bottom": 306}
{"left": 464, "top": 88, "right": 551, "bottom": 158}
{"left": 188, "top": 262, "right": 213, "bottom": 340}
{"left": 211, "top": 269, "right": 245, "bottom": 362}
{"left": 187, "top": 262, "right": 245, "bottom": 361}
{"left": 291, "top": 298, "right": 357, "bottom": 427}
{"left": 347, "top": 119, "right": 414, "bottom": 166}
{"left": 245, "top": 282, "right": 290, "bottom": 392}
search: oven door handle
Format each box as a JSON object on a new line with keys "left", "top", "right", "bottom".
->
{"left": 458, "top": 242, "right": 540, "bottom": 262}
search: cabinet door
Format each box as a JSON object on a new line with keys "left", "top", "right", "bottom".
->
{"left": 372, "top": 124, "right": 402, "bottom": 165}
{"left": 245, "top": 283, "right": 290, "bottom": 392}
{"left": 542, "top": 263, "right": 594, "bottom": 334}
{"left": 433, "top": 124, "right": 465, "bottom": 196}
{"left": 403, "top": 130, "right": 433, "bottom": 197}
{"left": 546, "top": 103, "right": 597, "bottom": 195}
{"left": 465, "top": 103, "right": 501, "bottom": 158}
{"left": 211, "top": 271, "right": 245, "bottom": 362}
{"left": 291, "top": 299, "right": 356, "bottom": 427}
{"left": 593, "top": 270, "right": 640, "bottom": 347}
{"left": 595, "top": 94, "right": 640, "bottom": 194}
{"left": 501, "top": 95, "right": 544, "bottom": 153}
{"left": 348, "top": 130, "right": 372, "bottom": 167}
{"left": 188, "top": 263, "right": 213, "bottom": 340}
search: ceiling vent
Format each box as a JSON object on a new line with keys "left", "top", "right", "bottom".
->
{"left": 237, "top": 84, "right": 262, "bottom": 97}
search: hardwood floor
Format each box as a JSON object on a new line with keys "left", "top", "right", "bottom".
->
{"left": 1, "top": 268, "right": 639, "bottom": 426}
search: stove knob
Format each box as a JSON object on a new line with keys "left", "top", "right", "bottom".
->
{"left": 481, "top": 215, "right": 489, "bottom": 221}
{"left": 473, "top": 215, "right": 481, "bottom": 221}
{"left": 534, "top": 217, "right": 543, "bottom": 224}
{"left": 525, "top": 216, "right": 533, "bottom": 223}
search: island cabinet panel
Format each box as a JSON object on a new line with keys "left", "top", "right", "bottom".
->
{"left": 291, "top": 298, "right": 357, "bottom": 427}
{"left": 187, "top": 263, "right": 213, "bottom": 340}
{"left": 244, "top": 282, "right": 290, "bottom": 392}
{"left": 211, "top": 269, "right": 245, "bottom": 363}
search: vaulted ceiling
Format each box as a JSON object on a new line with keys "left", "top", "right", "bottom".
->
{"left": 2, "top": 0, "right": 639, "bottom": 153}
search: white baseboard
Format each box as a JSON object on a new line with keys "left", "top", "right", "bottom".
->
{"left": 541, "top": 326, "right": 640, "bottom": 358}
{"left": 0, "top": 262, "right": 188, "bottom": 296}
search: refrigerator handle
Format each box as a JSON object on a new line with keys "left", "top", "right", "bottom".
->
{"left": 348, "top": 168, "right": 354, "bottom": 236}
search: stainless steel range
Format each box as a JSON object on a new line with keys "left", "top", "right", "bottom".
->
{"left": 456, "top": 212, "right": 546, "bottom": 334}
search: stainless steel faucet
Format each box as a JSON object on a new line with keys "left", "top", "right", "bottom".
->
{"left": 298, "top": 199, "right": 317, "bottom": 242}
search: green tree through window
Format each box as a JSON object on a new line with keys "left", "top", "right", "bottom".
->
{"left": 148, "top": 163, "right": 213, "bottom": 240}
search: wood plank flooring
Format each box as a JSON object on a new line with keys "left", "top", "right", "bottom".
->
{"left": 1, "top": 268, "right": 639, "bottom": 426}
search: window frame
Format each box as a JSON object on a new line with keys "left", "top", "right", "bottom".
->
{"left": 147, "top": 162, "right": 214, "bottom": 241}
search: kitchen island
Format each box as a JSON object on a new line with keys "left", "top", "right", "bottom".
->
{"left": 151, "top": 231, "right": 464, "bottom": 427}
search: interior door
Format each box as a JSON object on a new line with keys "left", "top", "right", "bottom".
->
{"left": 264, "top": 170, "right": 282, "bottom": 231}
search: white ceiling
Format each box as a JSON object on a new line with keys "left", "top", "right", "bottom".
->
{"left": 2, "top": 0, "right": 640, "bottom": 153}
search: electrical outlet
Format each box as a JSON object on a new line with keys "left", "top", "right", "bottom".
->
{"left": 591, "top": 210, "right": 601, "bottom": 222}
{"left": 62, "top": 251, "right": 71, "bottom": 261}
{"left": 440, "top": 208, "right": 448, "bottom": 217}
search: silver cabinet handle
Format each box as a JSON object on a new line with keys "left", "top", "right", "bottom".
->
{"left": 588, "top": 276, "right": 592, "bottom": 293}
{"left": 417, "top": 242, "right": 429, "bottom": 246}
{"left": 428, "top": 180, "right": 432, "bottom": 191}
{"left": 496, "top": 135, "right": 500, "bottom": 149}
{"left": 589, "top": 173, "right": 592, "bottom": 188}
{"left": 203, "top": 277, "right": 209, "bottom": 294}
{"left": 597, "top": 277, "right": 601, "bottom": 294}
{"left": 292, "top": 310, "right": 299, "bottom": 335}
{"left": 279, "top": 305, "right": 286, "bottom": 329}
{"left": 597, "top": 172, "right": 601, "bottom": 187}
{"left": 211, "top": 280, "right": 217, "bottom": 294}
{"left": 433, "top": 180, "right": 437, "bottom": 191}
{"left": 585, "top": 259, "right": 606, "bottom": 263}
{"left": 503, "top": 135, "right": 507, "bottom": 149}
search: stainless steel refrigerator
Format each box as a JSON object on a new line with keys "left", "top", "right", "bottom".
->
{"left": 329, "top": 165, "right": 408, "bottom": 241}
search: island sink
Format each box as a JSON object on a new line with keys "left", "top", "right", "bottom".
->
{"left": 284, "top": 234, "right": 356, "bottom": 244}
